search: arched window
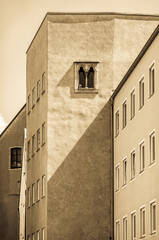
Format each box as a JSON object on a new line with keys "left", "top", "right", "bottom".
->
{"left": 10, "top": 147, "right": 22, "bottom": 169}
{"left": 79, "top": 67, "right": 85, "bottom": 88}
{"left": 87, "top": 67, "right": 94, "bottom": 88}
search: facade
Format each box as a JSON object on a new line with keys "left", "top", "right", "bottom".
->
{"left": 113, "top": 25, "right": 159, "bottom": 240}
{"left": 1, "top": 12, "right": 159, "bottom": 240}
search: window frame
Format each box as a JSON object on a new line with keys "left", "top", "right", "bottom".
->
{"left": 42, "top": 122, "right": 45, "bottom": 146}
{"left": 115, "top": 164, "right": 120, "bottom": 192}
{"left": 139, "top": 76, "right": 144, "bottom": 110}
{"left": 42, "top": 228, "right": 45, "bottom": 240}
{"left": 150, "top": 200, "right": 157, "bottom": 235}
{"left": 149, "top": 130, "right": 155, "bottom": 166}
{"left": 42, "top": 175, "right": 45, "bottom": 198}
{"left": 131, "top": 149, "right": 136, "bottom": 180}
{"left": 37, "top": 80, "right": 40, "bottom": 101}
{"left": 37, "top": 179, "right": 40, "bottom": 202}
{"left": 32, "top": 134, "right": 35, "bottom": 156}
{"left": 116, "top": 220, "right": 120, "bottom": 240}
{"left": 130, "top": 88, "right": 135, "bottom": 120}
{"left": 149, "top": 61, "right": 155, "bottom": 98}
{"left": 37, "top": 231, "right": 40, "bottom": 240}
{"left": 122, "top": 100, "right": 127, "bottom": 129}
{"left": 140, "top": 205, "right": 146, "bottom": 238}
{"left": 123, "top": 158, "right": 127, "bottom": 186}
{"left": 9, "top": 146, "right": 22, "bottom": 170}
{"left": 123, "top": 216, "right": 128, "bottom": 240}
{"left": 32, "top": 87, "right": 35, "bottom": 108}
{"left": 27, "top": 140, "right": 31, "bottom": 161}
{"left": 115, "top": 109, "right": 120, "bottom": 137}
{"left": 27, "top": 187, "right": 30, "bottom": 208}
{"left": 139, "top": 140, "right": 145, "bottom": 173}
{"left": 37, "top": 128, "right": 40, "bottom": 151}
{"left": 32, "top": 183, "right": 35, "bottom": 205}
{"left": 42, "top": 72, "right": 45, "bottom": 94}
{"left": 32, "top": 233, "right": 35, "bottom": 240}
{"left": 28, "top": 94, "right": 31, "bottom": 114}
{"left": 131, "top": 210, "right": 136, "bottom": 240}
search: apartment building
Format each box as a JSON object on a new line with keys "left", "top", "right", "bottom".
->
{"left": 112, "top": 25, "right": 159, "bottom": 240}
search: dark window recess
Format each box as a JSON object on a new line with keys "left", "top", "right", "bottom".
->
{"left": 11, "top": 148, "right": 22, "bottom": 169}
{"left": 79, "top": 67, "right": 85, "bottom": 88}
{"left": 87, "top": 67, "right": 94, "bottom": 88}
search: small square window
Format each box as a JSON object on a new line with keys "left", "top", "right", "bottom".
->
{"left": 130, "top": 89, "right": 135, "bottom": 119}
{"left": 122, "top": 101, "right": 127, "bottom": 129}
{"left": 150, "top": 132, "right": 155, "bottom": 165}
{"left": 140, "top": 142, "right": 145, "bottom": 173}
{"left": 42, "top": 72, "right": 45, "bottom": 94}
{"left": 140, "top": 207, "right": 146, "bottom": 238}
{"left": 139, "top": 77, "right": 144, "bottom": 109}
{"left": 150, "top": 201, "right": 156, "bottom": 234}
{"left": 131, "top": 151, "right": 135, "bottom": 180}
{"left": 32, "top": 88, "right": 35, "bottom": 108}
{"left": 149, "top": 63, "right": 155, "bottom": 97}
{"left": 115, "top": 110, "right": 119, "bottom": 137}
{"left": 37, "top": 80, "right": 40, "bottom": 101}
{"left": 115, "top": 165, "right": 120, "bottom": 191}
{"left": 123, "top": 158, "right": 127, "bottom": 186}
{"left": 37, "top": 129, "right": 40, "bottom": 151}
{"left": 10, "top": 147, "right": 22, "bottom": 169}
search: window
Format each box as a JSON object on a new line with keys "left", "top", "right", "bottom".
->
{"left": 150, "top": 201, "right": 156, "bottom": 234}
{"left": 123, "top": 217, "right": 127, "bottom": 240}
{"left": 37, "top": 231, "right": 40, "bottom": 240}
{"left": 37, "top": 129, "right": 40, "bottom": 151}
{"left": 37, "top": 80, "right": 40, "bottom": 101}
{"left": 139, "top": 77, "right": 144, "bottom": 109}
{"left": 149, "top": 63, "right": 155, "bottom": 97}
{"left": 32, "top": 87, "right": 35, "bottom": 108}
{"left": 130, "top": 89, "right": 135, "bottom": 119}
{"left": 116, "top": 221, "right": 120, "bottom": 240}
{"left": 28, "top": 95, "right": 31, "bottom": 114}
{"left": 32, "top": 183, "right": 35, "bottom": 204}
{"left": 42, "top": 175, "right": 45, "bottom": 197}
{"left": 10, "top": 147, "right": 22, "bottom": 169}
{"left": 150, "top": 131, "right": 155, "bottom": 165}
{"left": 27, "top": 187, "right": 30, "bottom": 207}
{"left": 32, "top": 233, "right": 35, "bottom": 240}
{"left": 116, "top": 165, "right": 120, "bottom": 191}
{"left": 32, "top": 135, "right": 35, "bottom": 156}
{"left": 27, "top": 140, "right": 31, "bottom": 160}
{"left": 131, "top": 150, "right": 135, "bottom": 179}
{"left": 140, "top": 142, "right": 145, "bottom": 173}
{"left": 123, "top": 158, "right": 127, "bottom": 185}
{"left": 37, "top": 179, "right": 40, "bottom": 201}
{"left": 42, "top": 122, "right": 45, "bottom": 145}
{"left": 131, "top": 212, "right": 136, "bottom": 240}
{"left": 140, "top": 207, "right": 145, "bottom": 238}
{"left": 42, "top": 228, "right": 45, "bottom": 240}
{"left": 27, "top": 235, "right": 30, "bottom": 240}
{"left": 115, "top": 110, "right": 119, "bottom": 137}
{"left": 42, "top": 72, "right": 45, "bottom": 94}
{"left": 122, "top": 101, "right": 127, "bottom": 129}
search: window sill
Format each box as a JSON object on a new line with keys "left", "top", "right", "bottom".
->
{"left": 148, "top": 92, "right": 155, "bottom": 99}
{"left": 130, "top": 115, "right": 135, "bottom": 121}
{"left": 130, "top": 176, "right": 136, "bottom": 182}
{"left": 149, "top": 161, "right": 155, "bottom": 167}
{"left": 150, "top": 231, "right": 156, "bottom": 235}
{"left": 37, "top": 199, "right": 40, "bottom": 203}
{"left": 122, "top": 183, "right": 127, "bottom": 188}
{"left": 115, "top": 133, "right": 119, "bottom": 138}
{"left": 37, "top": 98, "right": 40, "bottom": 102}
{"left": 32, "top": 153, "right": 35, "bottom": 157}
{"left": 42, "top": 195, "right": 45, "bottom": 199}
{"left": 27, "top": 158, "right": 30, "bottom": 162}
{"left": 139, "top": 105, "right": 144, "bottom": 111}
{"left": 42, "top": 90, "right": 45, "bottom": 95}
{"left": 139, "top": 169, "right": 145, "bottom": 175}
{"left": 32, "top": 203, "right": 35, "bottom": 206}
{"left": 74, "top": 88, "right": 98, "bottom": 94}
{"left": 41, "top": 142, "right": 45, "bottom": 147}
{"left": 27, "top": 111, "right": 30, "bottom": 115}
{"left": 36, "top": 148, "right": 40, "bottom": 152}
{"left": 32, "top": 104, "right": 35, "bottom": 109}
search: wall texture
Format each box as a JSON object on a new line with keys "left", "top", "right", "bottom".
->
{"left": 0, "top": 105, "right": 26, "bottom": 240}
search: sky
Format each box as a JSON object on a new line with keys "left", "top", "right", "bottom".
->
{"left": 0, "top": 0, "right": 159, "bottom": 133}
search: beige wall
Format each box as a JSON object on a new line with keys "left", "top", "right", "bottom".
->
{"left": 26, "top": 18, "right": 48, "bottom": 239}
{"left": 114, "top": 34, "right": 159, "bottom": 240}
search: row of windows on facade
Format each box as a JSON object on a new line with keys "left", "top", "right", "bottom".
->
{"left": 115, "top": 130, "right": 155, "bottom": 191}
{"left": 28, "top": 72, "right": 45, "bottom": 114}
{"left": 27, "top": 228, "right": 45, "bottom": 240}
{"left": 27, "top": 175, "right": 45, "bottom": 208}
{"left": 27, "top": 122, "right": 45, "bottom": 160}
{"left": 116, "top": 200, "right": 156, "bottom": 240}
{"left": 115, "top": 62, "right": 155, "bottom": 137}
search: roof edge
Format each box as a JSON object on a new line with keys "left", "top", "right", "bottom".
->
{"left": 111, "top": 24, "right": 159, "bottom": 100}
{"left": 0, "top": 104, "right": 26, "bottom": 138}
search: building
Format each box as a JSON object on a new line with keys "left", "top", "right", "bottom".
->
{"left": 1, "top": 12, "right": 159, "bottom": 240}
{"left": 112, "top": 25, "right": 159, "bottom": 240}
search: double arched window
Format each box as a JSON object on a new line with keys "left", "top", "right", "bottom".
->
{"left": 79, "top": 66, "right": 94, "bottom": 89}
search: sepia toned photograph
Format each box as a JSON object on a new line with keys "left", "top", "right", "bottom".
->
{"left": 0, "top": 1, "right": 159, "bottom": 239}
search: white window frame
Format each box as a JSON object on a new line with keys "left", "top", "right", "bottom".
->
{"left": 42, "top": 72, "right": 45, "bottom": 94}
{"left": 131, "top": 149, "right": 136, "bottom": 180}
{"left": 149, "top": 130, "right": 155, "bottom": 165}
{"left": 150, "top": 200, "right": 156, "bottom": 235}
{"left": 139, "top": 141, "right": 145, "bottom": 173}
{"left": 123, "top": 158, "right": 127, "bottom": 186}
{"left": 139, "top": 76, "right": 144, "bottom": 109}
{"left": 122, "top": 100, "right": 127, "bottom": 129}
{"left": 32, "top": 183, "right": 35, "bottom": 205}
{"left": 37, "top": 128, "right": 40, "bottom": 151}
{"left": 32, "top": 87, "right": 35, "bottom": 108}
{"left": 115, "top": 164, "right": 120, "bottom": 191}
{"left": 116, "top": 220, "right": 120, "bottom": 240}
{"left": 42, "top": 175, "right": 45, "bottom": 197}
{"left": 115, "top": 109, "right": 119, "bottom": 137}
{"left": 37, "top": 80, "right": 40, "bottom": 101}
{"left": 131, "top": 210, "right": 136, "bottom": 240}
{"left": 27, "top": 187, "right": 30, "bottom": 208}
{"left": 140, "top": 205, "right": 146, "bottom": 238}
{"left": 123, "top": 216, "right": 127, "bottom": 240}
{"left": 149, "top": 61, "right": 155, "bottom": 98}
{"left": 37, "top": 179, "right": 40, "bottom": 201}
{"left": 130, "top": 88, "right": 135, "bottom": 119}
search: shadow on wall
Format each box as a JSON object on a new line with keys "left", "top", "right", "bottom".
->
{"left": 47, "top": 100, "right": 113, "bottom": 240}
{"left": 57, "top": 64, "right": 97, "bottom": 99}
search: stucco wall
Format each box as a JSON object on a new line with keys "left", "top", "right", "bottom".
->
{"left": 0, "top": 105, "right": 26, "bottom": 240}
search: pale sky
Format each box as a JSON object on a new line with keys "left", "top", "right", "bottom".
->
{"left": 0, "top": 0, "right": 159, "bottom": 133}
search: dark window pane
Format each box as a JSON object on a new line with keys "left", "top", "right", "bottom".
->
{"left": 11, "top": 147, "right": 22, "bottom": 169}
{"left": 79, "top": 67, "right": 85, "bottom": 88}
{"left": 87, "top": 67, "right": 94, "bottom": 88}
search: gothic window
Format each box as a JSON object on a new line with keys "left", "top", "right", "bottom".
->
{"left": 78, "top": 65, "right": 94, "bottom": 89}
{"left": 10, "top": 147, "right": 22, "bottom": 169}
{"left": 87, "top": 67, "right": 94, "bottom": 88}
{"left": 79, "top": 67, "right": 85, "bottom": 88}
